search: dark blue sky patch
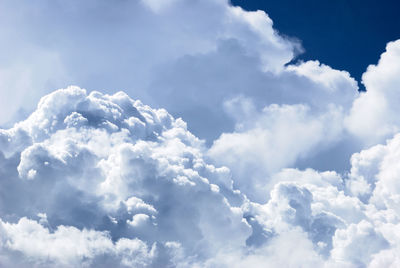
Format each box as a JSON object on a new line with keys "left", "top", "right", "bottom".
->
{"left": 232, "top": 0, "right": 400, "bottom": 90}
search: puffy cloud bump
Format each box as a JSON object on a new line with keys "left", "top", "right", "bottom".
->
{"left": 346, "top": 40, "right": 400, "bottom": 145}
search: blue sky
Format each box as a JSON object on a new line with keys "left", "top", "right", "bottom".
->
{"left": 1, "top": 1, "right": 400, "bottom": 267}
{"left": 234, "top": 0, "right": 400, "bottom": 90}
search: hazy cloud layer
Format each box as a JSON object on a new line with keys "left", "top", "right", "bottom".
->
{"left": 0, "top": 0, "right": 297, "bottom": 128}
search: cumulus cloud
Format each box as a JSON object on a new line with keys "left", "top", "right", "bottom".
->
{"left": 0, "top": 0, "right": 297, "bottom": 129}
{"left": 0, "top": 0, "right": 360, "bottom": 176}
{"left": 0, "top": 87, "right": 251, "bottom": 267}
{"left": 2, "top": 0, "right": 400, "bottom": 267}
{"left": 0, "top": 217, "right": 156, "bottom": 268}
{"left": 1, "top": 85, "right": 400, "bottom": 267}
{"left": 346, "top": 40, "right": 400, "bottom": 145}
{"left": 201, "top": 49, "right": 359, "bottom": 197}
{"left": 209, "top": 98, "right": 345, "bottom": 201}
{"left": 0, "top": 0, "right": 357, "bottom": 147}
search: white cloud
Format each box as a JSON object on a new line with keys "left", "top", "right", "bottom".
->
{"left": 0, "top": 0, "right": 360, "bottom": 173}
{"left": 0, "top": 217, "right": 156, "bottom": 267}
{"left": 330, "top": 220, "right": 389, "bottom": 267}
{"left": 209, "top": 98, "right": 345, "bottom": 202}
{"left": 346, "top": 40, "right": 400, "bottom": 145}
{"left": 2, "top": 85, "right": 400, "bottom": 267}
{"left": 347, "top": 133, "right": 400, "bottom": 213}
{"left": 2, "top": 0, "right": 400, "bottom": 266}
{"left": 0, "top": 0, "right": 298, "bottom": 131}
{"left": 286, "top": 60, "right": 358, "bottom": 108}
{"left": 0, "top": 87, "right": 252, "bottom": 266}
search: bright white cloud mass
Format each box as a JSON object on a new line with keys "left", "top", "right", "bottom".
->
{"left": 1, "top": 0, "right": 400, "bottom": 267}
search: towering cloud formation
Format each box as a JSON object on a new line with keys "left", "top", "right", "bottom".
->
{"left": 2, "top": 0, "right": 400, "bottom": 267}
{"left": 0, "top": 87, "right": 251, "bottom": 267}
{"left": 0, "top": 84, "right": 400, "bottom": 267}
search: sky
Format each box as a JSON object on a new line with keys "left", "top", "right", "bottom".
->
{"left": 1, "top": 0, "right": 400, "bottom": 267}
{"left": 233, "top": 0, "right": 400, "bottom": 90}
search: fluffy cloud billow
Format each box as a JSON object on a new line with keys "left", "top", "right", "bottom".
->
{"left": 0, "top": 83, "right": 400, "bottom": 267}
{"left": 346, "top": 40, "right": 400, "bottom": 145}
{"left": 0, "top": 87, "right": 250, "bottom": 267}
{"left": 2, "top": 0, "right": 400, "bottom": 267}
